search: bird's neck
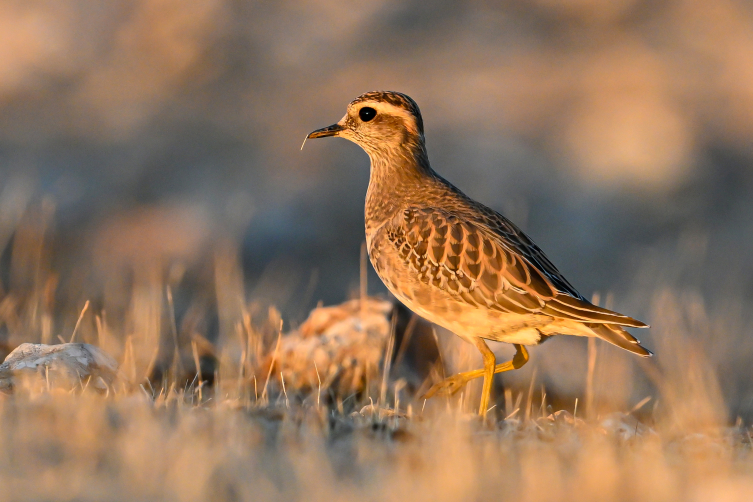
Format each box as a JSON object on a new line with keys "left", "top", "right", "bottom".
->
{"left": 364, "top": 141, "right": 435, "bottom": 223}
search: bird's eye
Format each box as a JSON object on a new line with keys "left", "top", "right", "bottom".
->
{"left": 359, "top": 107, "right": 376, "bottom": 122}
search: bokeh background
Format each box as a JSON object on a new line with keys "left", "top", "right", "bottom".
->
{"left": 1, "top": 0, "right": 752, "bottom": 418}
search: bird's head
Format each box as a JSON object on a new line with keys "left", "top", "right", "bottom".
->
{"left": 305, "top": 91, "right": 425, "bottom": 156}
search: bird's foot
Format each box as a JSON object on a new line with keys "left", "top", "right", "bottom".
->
{"left": 422, "top": 371, "right": 480, "bottom": 400}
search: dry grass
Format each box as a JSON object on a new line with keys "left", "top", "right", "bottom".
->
{"left": 2, "top": 2, "right": 752, "bottom": 498}
{"left": 0, "top": 373, "right": 751, "bottom": 502}
{"left": 0, "top": 204, "right": 752, "bottom": 502}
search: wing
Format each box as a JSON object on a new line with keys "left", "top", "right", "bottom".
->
{"left": 387, "top": 207, "right": 647, "bottom": 328}
{"left": 473, "top": 204, "right": 585, "bottom": 300}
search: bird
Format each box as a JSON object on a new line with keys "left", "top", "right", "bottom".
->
{"left": 305, "top": 91, "right": 651, "bottom": 417}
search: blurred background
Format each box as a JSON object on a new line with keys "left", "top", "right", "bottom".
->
{"left": 1, "top": 0, "right": 752, "bottom": 419}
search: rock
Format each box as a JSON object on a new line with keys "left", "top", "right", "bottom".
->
{"left": 598, "top": 412, "right": 655, "bottom": 439}
{"left": 0, "top": 343, "right": 119, "bottom": 393}
{"left": 260, "top": 297, "right": 394, "bottom": 396}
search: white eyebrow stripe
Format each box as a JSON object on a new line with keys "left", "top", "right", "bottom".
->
{"left": 352, "top": 101, "right": 420, "bottom": 135}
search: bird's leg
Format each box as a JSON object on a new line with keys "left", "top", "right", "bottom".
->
{"left": 474, "top": 338, "right": 496, "bottom": 416}
{"left": 422, "top": 344, "right": 530, "bottom": 402}
{"left": 491, "top": 343, "right": 529, "bottom": 374}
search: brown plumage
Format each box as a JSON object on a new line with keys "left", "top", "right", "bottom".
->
{"left": 306, "top": 90, "right": 651, "bottom": 416}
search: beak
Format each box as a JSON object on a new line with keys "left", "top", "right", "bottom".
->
{"left": 301, "top": 122, "right": 346, "bottom": 150}
{"left": 306, "top": 123, "right": 345, "bottom": 139}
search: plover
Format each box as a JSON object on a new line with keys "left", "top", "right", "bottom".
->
{"left": 306, "top": 91, "right": 651, "bottom": 416}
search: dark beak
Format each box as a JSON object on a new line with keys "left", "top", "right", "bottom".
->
{"left": 306, "top": 123, "right": 345, "bottom": 139}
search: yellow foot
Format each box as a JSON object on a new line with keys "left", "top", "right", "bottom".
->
{"left": 422, "top": 371, "right": 480, "bottom": 400}
{"left": 420, "top": 344, "right": 530, "bottom": 403}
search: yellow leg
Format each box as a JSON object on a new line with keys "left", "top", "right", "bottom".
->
{"left": 474, "top": 338, "right": 496, "bottom": 416}
{"left": 422, "top": 344, "right": 530, "bottom": 411}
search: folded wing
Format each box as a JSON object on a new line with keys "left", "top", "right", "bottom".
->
{"left": 386, "top": 207, "right": 650, "bottom": 353}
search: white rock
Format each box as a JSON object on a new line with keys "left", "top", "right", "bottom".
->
{"left": 0, "top": 343, "right": 118, "bottom": 392}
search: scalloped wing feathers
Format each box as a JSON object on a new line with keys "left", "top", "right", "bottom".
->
{"left": 384, "top": 207, "right": 649, "bottom": 345}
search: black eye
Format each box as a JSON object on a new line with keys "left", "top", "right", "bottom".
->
{"left": 359, "top": 107, "right": 376, "bottom": 122}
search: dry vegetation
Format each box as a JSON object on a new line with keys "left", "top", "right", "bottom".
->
{"left": 2, "top": 2, "right": 753, "bottom": 499}
{"left": 0, "top": 203, "right": 750, "bottom": 502}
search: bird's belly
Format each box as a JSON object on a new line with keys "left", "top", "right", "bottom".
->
{"left": 369, "top": 240, "right": 548, "bottom": 345}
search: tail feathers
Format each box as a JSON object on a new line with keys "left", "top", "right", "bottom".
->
{"left": 549, "top": 295, "right": 649, "bottom": 328}
{"left": 587, "top": 323, "right": 653, "bottom": 357}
